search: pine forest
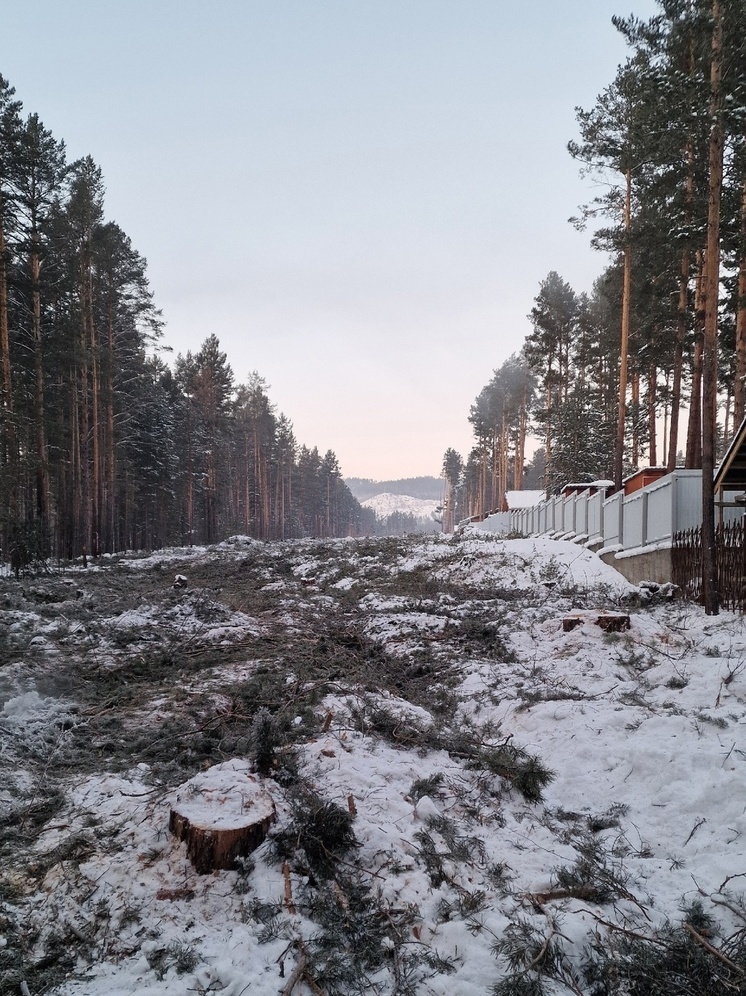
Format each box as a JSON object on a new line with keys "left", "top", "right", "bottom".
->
{"left": 444, "top": 1, "right": 746, "bottom": 533}
{"left": 0, "top": 76, "right": 368, "bottom": 569}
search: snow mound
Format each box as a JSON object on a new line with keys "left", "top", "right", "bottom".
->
{"left": 438, "top": 536, "right": 634, "bottom": 593}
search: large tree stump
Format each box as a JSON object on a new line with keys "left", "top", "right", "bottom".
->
{"left": 169, "top": 759, "right": 276, "bottom": 874}
{"left": 562, "top": 612, "right": 631, "bottom": 633}
{"left": 595, "top": 613, "right": 631, "bottom": 633}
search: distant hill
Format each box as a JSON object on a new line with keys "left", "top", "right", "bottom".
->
{"left": 362, "top": 493, "right": 440, "bottom": 520}
{"left": 345, "top": 476, "right": 443, "bottom": 501}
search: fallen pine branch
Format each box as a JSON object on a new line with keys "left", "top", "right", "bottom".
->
{"left": 683, "top": 921, "right": 745, "bottom": 976}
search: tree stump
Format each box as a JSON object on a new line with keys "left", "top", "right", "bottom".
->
{"left": 169, "top": 759, "right": 276, "bottom": 874}
{"left": 595, "top": 613, "right": 631, "bottom": 633}
{"left": 562, "top": 613, "right": 631, "bottom": 633}
{"left": 562, "top": 616, "right": 583, "bottom": 632}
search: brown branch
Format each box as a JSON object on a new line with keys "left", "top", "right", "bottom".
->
{"left": 683, "top": 922, "right": 745, "bottom": 976}
{"left": 282, "top": 862, "right": 296, "bottom": 915}
{"left": 280, "top": 951, "right": 306, "bottom": 996}
{"left": 528, "top": 928, "right": 555, "bottom": 970}
{"left": 709, "top": 895, "right": 746, "bottom": 926}
{"left": 719, "top": 872, "right": 746, "bottom": 893}
{"left": 684, "top": 818, "right": 706, "bottom": 846}
{"left": 297, "top": 939, "right": 325, "bottom": 996}
{"left": 577, "top": 910, "right": 669, "bottom": 948}
{"left": 301, "top": 970, "right": 326, "bottom": 996}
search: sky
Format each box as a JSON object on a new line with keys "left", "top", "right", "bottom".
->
{"left": 2, "top": 0, "right": 658, "bottom": 481}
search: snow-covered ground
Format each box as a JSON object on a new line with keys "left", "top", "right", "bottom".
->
{"left": 1, "top": 534, "right": 745, "bottom": 995}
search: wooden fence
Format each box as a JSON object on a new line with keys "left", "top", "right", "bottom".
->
{"left": 672, "top": 521, "right": 746, "bottom": 612}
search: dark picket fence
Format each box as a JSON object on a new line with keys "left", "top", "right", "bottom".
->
{"left": 672, "top": 521, "right": 746, "bottom": 612}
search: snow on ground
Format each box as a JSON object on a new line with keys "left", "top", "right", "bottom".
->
{"left": 437, "top": 534, "right": 635, "bottom": 595}
{"left": 1, "top": 534, "right": 745, "bottom": 995}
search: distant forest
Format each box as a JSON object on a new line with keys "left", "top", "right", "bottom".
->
{"left": 442, "top": 2, "right": 746, "bottom": 532}
{"left": 0, "top": 75, "right": 368, "bottom": 568}
{"left": 345, "top": 476, "right": 443, "bottom": 501}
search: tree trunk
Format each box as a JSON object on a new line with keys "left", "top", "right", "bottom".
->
{"left": 615, "top": 166, "right": 632, "bottom": 491}
{"left": 70, "top": 375, "right": 82, "bottom": 559}
{"left": 662, "top": 372, "right": 669, "bottom": 467}
{"left": 78, "top": 250, "right": 92, "bottom": 563}
{"left": 515, "top": 383, "right": 527, "bottom": 490}
{"left": 490, "top": 428, "right": 499, "bottom": 512}
{"left": 700, "top": 0, "right": 723, "bottom": 616}
{"left": 734, "top": 176, "right": 746, "bottom": 427}
{"left": 668, "top": 243, "right": 691, "bottom": 471}
{"left": 0, "top": 216, "right": 10, "bottom": 419}
{"left": 105, "top": 307, "right": 117, "bottom": 552}
{"left": 30, "top": 246, "right": 49, "bottom": 529}
{"left": 686, "top": 251, "right": 706, "bottom": 469}
{"left": 0, "top": 210, "right": 16, "bottom": 521}
{"left": 631, "top": 370, "right": 640, "bottom": 467}
{"left": 544, "top": 380, "right": 553, "bottom": 497}
{"left": 90, "top": 296, "right": 101, "bottom": 557}
{"left": 648, "top": 363, "right": 657, "bottom": 466}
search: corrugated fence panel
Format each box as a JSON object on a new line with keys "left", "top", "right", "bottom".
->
{"left": 673, "top": 470, "right": 703, "bottom": 533}
{"left": 646, "top": 477, "right": 674, "bottom": 544}
{"left": 623, "top": 491, "right": 646, "bottom": 548}
{"left": 604, "top": 491, "right": 624, "bottom": 546}
{"left": 558, "top": 496, "right": 571, "bottom": 533}
{"left": 575, "top": 491, "right": 589, "bottom": 535}
{"left": 553, "top": 496, "right": 564, "bottom": 532}
{"left": 603, "top": 491, "right": 624, "bottom": 546}
{"left": 587, "top": 492, "right": 604, "bottom": 545}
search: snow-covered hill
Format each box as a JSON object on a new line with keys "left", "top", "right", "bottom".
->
{"left": 2, "top": 534, "right": 746, "bottom": 995}
{"left": 362, "top": 491, "right": 440, "bottom": 520}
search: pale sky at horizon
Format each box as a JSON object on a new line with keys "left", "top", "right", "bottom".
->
{"left": 3, "top": 0, "right": 658, "bottom": 481}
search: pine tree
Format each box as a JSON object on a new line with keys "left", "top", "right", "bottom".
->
{"left": 524, "top": 273, "right": 579, "bottom": 494}
{"left": 234, "top": 372, "right": 275, "bottom": 539}
{"left": 0, "top": 74, "right": 366, "bottom": 566}
{"left": 569, "top": 54, "right": 668, "bottom": 488}
{"left": 441, "top": 448, "right": 463, "bottom": 532}
{"left": 0, "top": 76, "right": 23, "bottom": 546}
{"left": 469, "top": 354, "right": 535, "bottom": 512}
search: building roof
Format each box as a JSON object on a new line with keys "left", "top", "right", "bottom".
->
{"left": 505, "top": 490, "right": 545, "bottom": 509}
{"left": 714, "top": 415, "right": 746, "bottom": 491}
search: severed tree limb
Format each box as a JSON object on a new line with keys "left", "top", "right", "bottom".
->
{"left": 683, "top": 922, "right": 745, "bottom": 976}
{"left": 280, "top": 939, "right": 326, "bottom": 996}
{"left": 282, "top": 862, "right": 296, "bottom": 915}
{"left": 709, "top": 895, "right": 746, "bottom": 926}
{"left": 281, "top": 949, "right": 306, "bottom": 996}
{"left": 719, "top": 872, "right": 746, "bottom": 893}
{"left": 275, "top": 940, "right": 294, "bottom": 979}
{"left": 528, "top": 926, "right": 556, "bottom": 970}
{"left": 576, "top": 910, "right": 669, "bottom": 948}
{"left": 684, "top": 817, "right": 706, "bottom": 846}
{"left": 301, "top": 971, "right": 325, "bottom": 996}
{"left": 297, "top": 939, "right": 325, "bottom": 996}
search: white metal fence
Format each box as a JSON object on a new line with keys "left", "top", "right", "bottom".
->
{"left": 507, "top": 470, "right": 743, "bottom": 552}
